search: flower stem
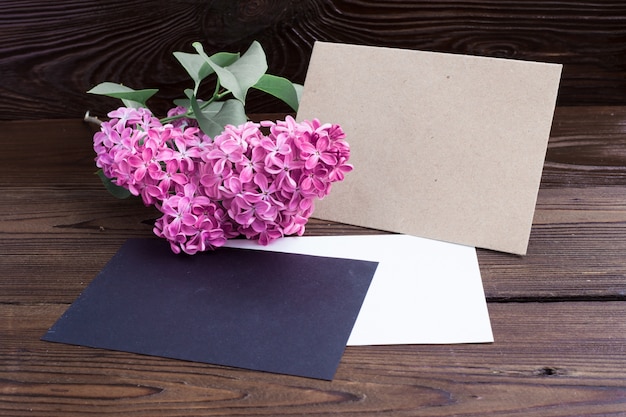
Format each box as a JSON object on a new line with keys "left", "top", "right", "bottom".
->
{"left": 84, "top": 111, "right": 102, "bottom": 126}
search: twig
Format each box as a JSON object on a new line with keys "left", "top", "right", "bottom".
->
{"left": 83, "top": 111, "right": 102, "bottom": 126}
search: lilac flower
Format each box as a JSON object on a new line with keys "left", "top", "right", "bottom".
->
{"left": 94, "top": 107, "right": 352, "bottom": 254}
{"left": 171, "top": 132, "right": 201, "bottom": 172}
{"left": 260, "top": 132, "right": 291, "bottom": 167}
{"left": 264, "top": 151, "right": 303, "bottom": 192}
{"left": 299, "top": 165, "right": 331, "bottom": 198}
{"left": 236, "top": 145, "right": 265, "bottom": 183}
{"left": 204, "top": 136, "right": 244, "bottom": 175}
{"left": 199, "top": 162, "right": 232, "bottom": 200}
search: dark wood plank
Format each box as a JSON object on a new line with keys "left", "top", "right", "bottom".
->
{"left": 543, "top": 106, "right": 626, "bottom": 188}
{"left": 1, "top": 5, "right": 625, "bottom": 406}
{"left": 2, "top": 302, "right": 625, "bottom": 416}
{"left": 4, "top": 107, "right": 626, "bottom": 188}
{"left": 3, "top": 187, "right": 625, "bottom": 303}
{"left": 480, "top": 185, "right": 626, "bottom": 300}
{"left": 0, "top": 195, "right": 376, "bottom": 305}
{"left": 1, "top": 0, "right": 626, "bottom": 120}
{"left": 478, "top": 106, "right": 626, "bottom": 299}
{"left": 3, "top": 107, "right": 626, "bottom": 301}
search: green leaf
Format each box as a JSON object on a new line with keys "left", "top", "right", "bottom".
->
{"left": 191, "top": 97, "right": 246, "bottom": 138}
{"left": 173, "top": 98, "right": 191, "bottom": 108}
{"left": 166, "top": 90, "right": 196, "bottom": 119}
{"left": 189, "top": 96, "right": 212, "bottom": 136}
{"left": 197, "top": 101, "right": 225, "bottom": 119}
{"left": 183, "top": 88, "right": 194, "bottom": 99}
{"left": 173, "top": 52, "right": 213, "bottom": 86}
{"left": 120, "top": 99, "right": 144, "bottom": 109}
{"left": 210, "top": 51, "right": 241, "bottom": 68}
{"left": 211, "top": 99, "right": 247, "bottom": 127}
{"left": 170, "top": 94, "right": 227, "bottom": 124}
{"left": 293, "top": 83, "right": 304, "bottom": 104}
{"left": 173, "top": 51, "right": 240, "bottom": 94}
{"left": 193, "top": 41, "right": 268, "bottom": 103}
{"left": 96, "top": 170, "right": 131, "bottom": 199}
{"left": 252, "top": 74, "right": 301, "bottom": 111}
{"left": 87, "top": 82, "right": 158, "bottom": 108}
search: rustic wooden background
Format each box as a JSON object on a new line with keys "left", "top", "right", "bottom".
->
{"left": 3, "top": 2, "right": 626, "bottom": 415}
{"left": 1, "top": 0, "right": 626, "bottom": 121}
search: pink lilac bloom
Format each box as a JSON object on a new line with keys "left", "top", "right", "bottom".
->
{"left": 204, "top": 134, "right": 245, "bottom": 175}
{"left": 298, "top": 127, "right": 338, "bottom": 170}
{"left": 199, "top": 162, "right": 232, "bottom": 200}
{"left": 235, "top": 145, "right": 265, "bottom": 183}
{"left": 94, "top": 108, "right": 352, "bottom": 254}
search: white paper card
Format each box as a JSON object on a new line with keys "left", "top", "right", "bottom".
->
{"left": 226, "top": 234, "right": 493, "bottom": 345}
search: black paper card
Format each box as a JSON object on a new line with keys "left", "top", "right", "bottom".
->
{"left": 42, "top": 238, "right": 378, "bottom": 380}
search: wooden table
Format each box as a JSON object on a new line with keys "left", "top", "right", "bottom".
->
{"left": 1, "top": 107, "right": 625, "bottom": 416}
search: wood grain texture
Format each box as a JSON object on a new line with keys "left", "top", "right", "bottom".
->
{"left": 1, "top": 109, "right": 626, "bottom": 415}
{"left": 1, "top": 302, "right": 625, "bottom": 416}
{"left": 2, "top": 108, "right": 626, "bottom": 302}
{"left": 478, "top": 106, "right": 626, "bottom": 300}
{"left": 1, "top": 0, "right": 626, "bottom": 120}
